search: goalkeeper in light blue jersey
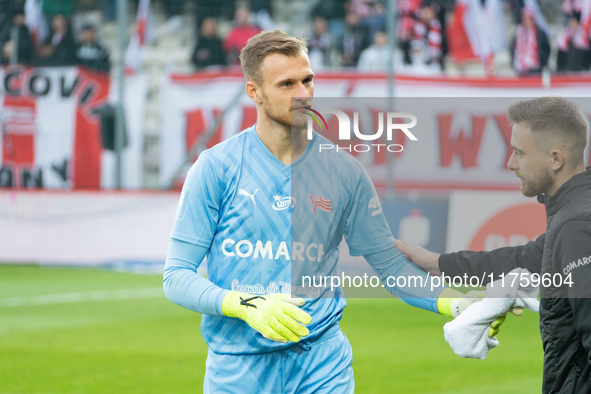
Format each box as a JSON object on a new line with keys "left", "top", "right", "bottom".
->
{"left": 163, "top": 30, "right": 489, "bottom": 394}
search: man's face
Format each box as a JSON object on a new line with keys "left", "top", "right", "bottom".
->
{"left": 52, "top": 15, "right": 67, "bottom": 33}
{"left": 81, "top": 29, "right": 95, "bottom": 43}
{"left": 257, "top": 51, "right": 314, "bottom": 130}
{"left": 507, "top": 122, "right": 554, "bottom": 197}
{"left": 235, "top": 8, "right": 251, "bottom": 25}
{"left": 374, "top": 32, "right": 387, "bottom": 47}
{"left": 201, "top": 18, "right": 217, "bottom": 36}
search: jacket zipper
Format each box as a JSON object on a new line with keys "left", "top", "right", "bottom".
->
{"left": 570, "top": 367, "right": 581, "bottom": 394}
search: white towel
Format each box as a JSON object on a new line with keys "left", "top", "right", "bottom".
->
{"left": 443, "top": 268, "right": 540, "bottom": 360}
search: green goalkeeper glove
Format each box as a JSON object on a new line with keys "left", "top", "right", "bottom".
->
{"left": 437, "top": 288, "right": 517, "bottom": 338}
{"left": 222, "top": 292, "right": 312, "bottom": 343}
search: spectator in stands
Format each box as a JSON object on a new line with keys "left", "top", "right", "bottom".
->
{"left": 357, "top": 30, "right": 389, "bottom": 71}
{"left": 72, "top": 0, "right": 107, "bottom": 38}
{"left": 308, "top": 16, "right": 332, "bottom": 70}
{"left": 191, "top": 17, "right": 226, "bottom": 69}
{"left": 312, "top": 0, "right": 347, "bottom": 46}
{"left": 35, "top": 14, "right": 77, "bottom": 66}
{"left": 363, "top": 1, "right": 387, "bottom": 40}
{"left": 510, "top": 5, "right": 550, "bottom": 75}
{"left": 340, "top": 11, "right": 370, "bottom": 67}
{"left": 75, "top": 23, "right": 110, "bottom": 73}
{"left": 223, "top": 6, "right": 261, "bottom": 65}
{"left": 557, "top": 12, "right": 591, "bottom": 72}
{"left": 397, "top": 0, "right": 421, "bottom": 65}
{"left": 412, "top": 1, "right": 443, "bottom": 68}
{"left": 0, "top": 7, "right": 34, "bottom": 65}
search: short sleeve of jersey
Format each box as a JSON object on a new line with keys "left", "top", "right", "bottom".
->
{"left": 344, "top": 167, "right": 396, "bottom": 256}
{"left": 170, "top": 152, "right": 222, "bottom": 248}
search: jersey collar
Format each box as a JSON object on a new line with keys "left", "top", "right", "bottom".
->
{"left": 247, "top": 125, "right": 317, "bottom": 178}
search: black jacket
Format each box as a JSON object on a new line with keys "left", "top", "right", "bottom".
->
{"left": 439, "top": 167, "right": 591, "bottom": 394}
{"left": 75, "top": 41, "right": 110, "bottom": 73}
{"left": 191, "top": 36, "right": 226, "bottom": 69}
{"left": 0, "top": 24, "right": 34, "bottom": 65}
{"left": 34, "top": 30, "right": 77, "bottom": 67}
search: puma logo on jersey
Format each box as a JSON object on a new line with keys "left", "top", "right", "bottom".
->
{"left": 238, "top": 189, "right": 258, "bottom": 204}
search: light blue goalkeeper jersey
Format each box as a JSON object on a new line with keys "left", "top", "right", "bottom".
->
{"left": 171, "top": 125, "right": 433, "bottom": 355}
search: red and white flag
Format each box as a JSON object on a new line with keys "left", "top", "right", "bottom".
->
{"left": 0, "top": 66, "right": 146, "bottom": 190}
{"left": 524, "top": 0, "right": 552, "bottom": 38}
{"left": 447, "top": 0, "right": 505, "bottom": 65}
{"left": 310, "top": 195, "right": 332, "bottom": 217}
{"left": 24, "top": 0, "right": 49, "bottom": 48}
{"left": 580, "top": 0, "right": 591, "bottom": 38}
{"left": 0, "top": 66, "right": 109, "bottom": 189}
{"left": 125, "top": 0, "right": 152, "bottom": 74}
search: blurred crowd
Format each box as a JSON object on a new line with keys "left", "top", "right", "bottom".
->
{"left": 0, "top": 0, "right": 110, "bottom": 72}
{"left": 1, "top": 0, "right": 590, "bottom": 76}
{"left": 191, "top": 0, "right": 591, "bottom": 76}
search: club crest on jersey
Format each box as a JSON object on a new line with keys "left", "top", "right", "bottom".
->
{"left": 272, "top": 195, "right": 295, "bottom": 211}
{"left": 310, "top": 195, "right": 332, "bottom": 217}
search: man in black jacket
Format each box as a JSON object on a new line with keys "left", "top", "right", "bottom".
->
{"left": 0, "top": 7, "right": 34, "bottom": 65}
{"left": 75, "top": 23, "right": 110, "bottom": 73}
{"left": 396, "top": 97, "right": 591, "bottom": 394}
{"left": 191, "top": 17, "right": 226, "bottom": 69}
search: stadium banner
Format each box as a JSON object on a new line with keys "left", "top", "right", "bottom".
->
{"left": 159, "top": 70, "right": 591, "bottom": 190}
{"left": 446, "top": 190, "right": 546, "bottom": 253}
{"left": 0, "top": 190, "right": 178, "bottom": 266}
{"left": 0, "top": 65, "right": 146, "bottom": 190}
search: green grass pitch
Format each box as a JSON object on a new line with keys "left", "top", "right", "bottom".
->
{"left": 0, "top": 265, "right": 543, "bottom": 393}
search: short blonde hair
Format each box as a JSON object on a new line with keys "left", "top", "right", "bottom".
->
{"left": 507, "top": 97, "right": 589, "bottom": 165}
{"left": 239, "top": 30, "right": 308, "bottom": 85}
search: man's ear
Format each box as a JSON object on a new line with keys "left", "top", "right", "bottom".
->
{"left": 551, "top": 148, "right": 566, "bottom": 171}
{"left": 245, "top": 81, "right": 262, "bottom": 104}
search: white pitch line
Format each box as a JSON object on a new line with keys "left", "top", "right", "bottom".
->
{"left": 0, "top": 287, "right": 164, "bottom": 307}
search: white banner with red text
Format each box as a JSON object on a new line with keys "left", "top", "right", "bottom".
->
{"left": 160, "top": 70, "right": 591, "bottom": 192}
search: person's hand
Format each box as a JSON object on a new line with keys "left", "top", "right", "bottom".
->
{"left": 438, "top": 289, "right": 523, "bottom": 338}
{"left": 222, "top": 292, "right": 312, "bottom": 343}
{"left": 38, "top": 45, "right": 55, "bottom": 58}
{"left": 395, "top": 239, "right": 441, "bottom": 275}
